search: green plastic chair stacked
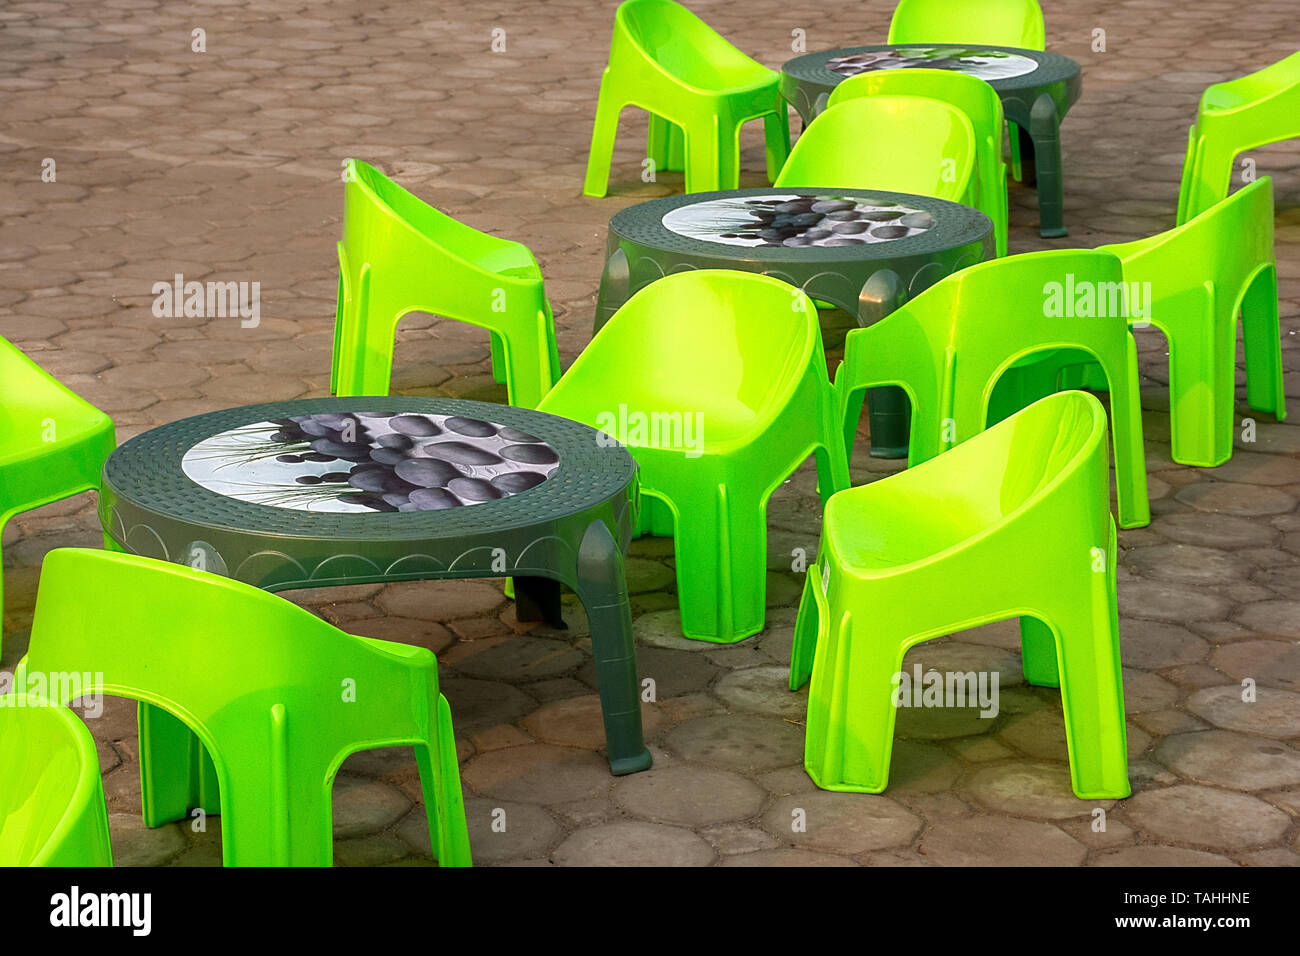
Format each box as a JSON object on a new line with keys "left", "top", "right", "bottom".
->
{"left": 539, "top": 270, "right": 849, "bottom": 643}
{"left": 583, "top": 0, "right": 790, "bottom": 196}
{"left": 0, "top": 337, "right": 116, "bottom": 657}
{"left": 828, "top": 70, "right": 1009, "bottom": 256}
{"left": 888, "top": 0, "right": 1045, "bottom": 183}
{"left": 0, "top": 698, "right": 113, "bottom": 866}
{"left": 332, "top": 159, "right": 559, "bottom": 408}
{"left": 775, "top": 95, "right": 978, "bottom": 206}
{"left": 791, "top": 391, "right": 1130, "bottom": 799}
{"left": 1177, "top": 50, "right": 1300, "bottom": 224}
{"left": 835, "top": 248, "right": 1150, "bottom": 529}
{"left": 20, "top": 548, "right": 471, "bottom": 867}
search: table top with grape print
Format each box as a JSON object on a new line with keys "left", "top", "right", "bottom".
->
{"left": 99, "top": 396, "right": 638, "bottom": 590}
{"left": 595, "top": 187, "right": 992, "bottom": 332}
{"left": 778, "top": 43, "right": 1081, "bottom": 125}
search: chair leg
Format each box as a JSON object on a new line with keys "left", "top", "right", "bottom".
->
{"left": 1053, "top": 535, "right": 1130, "bottom": 799}
{"left": 1008, "top": 121, "right": 1023, "bottom": 182}
{"left": 763, "top": 108, "right": 791, "bottom": 183}
{"left": 1181, "top": 137, "right": 1238, "bottom": 225}
{"left": 1106, "top": 335, "right": 1151, "bottom": 528}
{"left": 500, "top": 310, "right": 554, "bottom": 409}
{"left": 790, "top": 571, "right": 821, "bottom": 690}
{"left": 804, "top": 606, "right": 900, "bottom": 793}
{"left": 138, "top": 702, "right": 202, "bottom": 828}
{"left": 1167, "top": 293, "right": 1227, "bottom": 467}
{"left": 1020, "top": 615, "right": 1060, "bottom": 687}
{"left": 683, "top": 118, "right": 732, "bottom": 193}
{"left": 583, "top": 83, "right": 622, "bottom": 198}
{"left": 1241, "top": 265, "right": 1287, "bottom": 423}
{"left": 415, "top": 705, "right": 471, "bottom": 866}
{"left": 489, "top": 332, "right": 507, "bottom": 386}
{"left": 671, "top": 481, "right": 768, "bottom": 641}
{"left": 648, "top": 115, "right": 686, "bottom": 173}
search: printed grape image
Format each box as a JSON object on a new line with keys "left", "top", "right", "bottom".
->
{"left": 662, "top": 193, "right": 935, "bottom": 248}
{"left": 181, "top": 411, "right": 558, "bottom": 512}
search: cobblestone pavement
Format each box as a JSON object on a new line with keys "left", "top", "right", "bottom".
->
{"left": 2, "top": 0, "right": 1299, "bottom": 867}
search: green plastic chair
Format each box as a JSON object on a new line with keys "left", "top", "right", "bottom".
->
{"left": 791, "top": 390, "right": 1130, "bottom": 799}
{"left": 828, "top": 70, "right": 1008, "bottom": 256}
{"left": 1, "top": 337, "right": 116, "bottom": 657}
{"left": 992, "top": 179, "right": 1285, "bottom": 467}
{"left": 0, "top": 697, "right": 113, "bottom": 866}
{"left": 332, "top": 159, "right": 560, "bottom": 408}
{"left": 888, "top": 0, "right": 1045, "bottom": 182}
{"left": 583, "top": 0, "right": 791, "bottom": 197}
{"left": 1177, "top": 51, "right": 1300, "bottom": 224}
{"left": 21, "top": 548, "right": 471, "bottom": 867}
{"left": 776, "top": 95, "right": 978, "bottom": 206}
{"left": 835, "top": 248, "right": 1150, "bottom": 529}
{"left": 538, "top": 270, "right": 849, "bottom": 643}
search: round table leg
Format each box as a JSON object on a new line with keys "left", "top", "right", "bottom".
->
{"left": 575, "top": 519, "right": 652, "bottom": 775}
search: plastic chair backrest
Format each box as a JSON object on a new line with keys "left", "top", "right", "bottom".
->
{"left": 776, "top": 95, "right": 977, "bottom": 200}
{"left": 1102, "top": 177, "right": 1274, "bottom": 321}
{"left": 24, "top": 548, "right": 440, "bottom": 861}
{"left": 344, "top": 159, "right": 537, "bottom": 279}
{"left": 0, "top": 339, "right": 105, "bottom": 454}
{"left": 542, "top": 270, "right": 818, "bottom": 436}
{"left": 828, "top": 69, "right": 1004, "bottom": 142}
{"left": 617, "top": 0, "right": 765, "bottom": 90}
{"left": 835, "top": 391, "right": 1104, "bottom": 566}
{"left": 1202, "top": 50, "right": 1300, "bottom": 112}
{"left": 0, "top": 698, "right": 110, "bottom": 866}
{"left": 887, "top": 0, "right": 1046, "bottom": 50}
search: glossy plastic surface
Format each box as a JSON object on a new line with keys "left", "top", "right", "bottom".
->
{"left": 1177, "top": 51, "right": 1300, "bottom": 223}
{"left": 828, "top": 71, "right": 1007, "bottom": 255}
{"left": 583, "top": 0, "right": 790, "bottom": 196}
{"left": 776, "top": 95, "right": 977, "bottom": 206}
{"left": 538, "top": 270, "right": 849, "bottom": 643}
{"left": 0, "top": 337, "right": 116, "bottom": 657}
{"left": 791, "top": 391, "right": 1129, "bottom": 799}
{"left": 21, "top": 548, "right": 471, "bottom": 867}
{"left": 0, "top": 698, "right": 113, "bottom": 866}
{"left": 1106, "top": 179, "right": 1283, "bottom": 464}
{"left": 332, "top": 159, "right": 559, "bottom": 407}
{"left": 835, "top": 248, "right": 1150, "bottom": 528}
{"left": 887, "top": 0, "right": 1045, "bottom": 48}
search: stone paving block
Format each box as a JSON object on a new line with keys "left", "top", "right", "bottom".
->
{"left": 461, "top": 743, "right": 614, "bottom": 805}
{"left": 1089, "top": 845, "right": 1237, "bottom": 866}
{"left": 521, "top": 695, "right": 664, "bottom": 751}
{"left": 1123, "top": 784, "right": 1292, "bottom": 849}
{"left": 762, "top": 791, "right": 922, "bottom": 854}
{"left": 1152, "top": 730, "right": 1300, "bottom": 790}
{"left": 722, "top": 848, "right": 860, "bottom": 866}
{"left": 917, "top": 817, "right": 1087, "bottom": 866}
{"left": 665, "top": 714, "right": 805, "bottom": 772}
{"left": 552, "top": 821, "right": 715, "bottom": 867}
{"left": 613, "top": 764, "right": 766, "bottom": 827}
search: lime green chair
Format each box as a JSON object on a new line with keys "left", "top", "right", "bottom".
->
{"left": 0, "top": 697, "right": 113, "bottom": 866}
{"left": 1177, "top": 51, "right": 1300, "bottom": 224}
{"left": 1, "top": 337, "right": 115, "bottom": 657}
{"left": 539, "top": 270, "right": 849, "bottom": 643}
{"left": 828, "top": 70, "right": 1008, "bottom": 256}
{"left": 995, "top": 179, "right": 1285, "bottom": 468}
{"left": 888, "top": 0, "right": 1045, "bottom": 182}
{"left": 791, "top": 391, "right": 1130, "bottom": 799}
{"left": 776, "top": 96, "right": 978, "bottom": 205}
{"left": 332, "top": 159, "right": 559, "bottom": 408}
{"left": 21, "top": 548, "right": 471, "bottom": 867}
{"left": 835, "top": 249, "right": 1149, "bottom": 529}
{"left": 583, "top": 0, "right": 791, "bottom": 197}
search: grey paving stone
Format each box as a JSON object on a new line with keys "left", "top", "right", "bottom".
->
{"left": 1186, "top": 684, "right": 1300, "bottom": 737}
{"left": 461, "top": 744, "right": 614, "bottom": 805}
{"left": 665, "top": 715, "right": 805, "bottom": 772}
{"left": 1123, "top": 784, "right": 1291, "bottom": 849}
{"left": 551, "top": 821, "right": 715, "bottom": 867}
{"left": 1089, "top": 845, "right": 1237, "bottom": 866}
{"left": 713, "top": 665, "right": 807, "bottom": 718}
{"left": 917, "top": 817, "right": 1087, "bottom": 866}
{"left": 721, "top": 848, "right": 859, "bottom": 866}
{"left": 613, "top": 764, "right": 766, "bottom": 826}
{"left": 762, "top": 791, "right": 922, "bottom": 853}
{"left": 331, "top": 776, "right": 412, "bottom": 839}
{"left": 1152, "top": 730, "right": 1300, "bottom": 790}
{"left": 446, "top": 634, "right": 584, "bottom": 681}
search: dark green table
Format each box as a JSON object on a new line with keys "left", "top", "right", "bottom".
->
{"left": 99, "top": 397, "right": 652, "bottom": 787}
{"left": 779, "top": 43, "right": 1082, "bottom": 238}
{"left": 596, "top": 187, "right": 993, "bottom": 457}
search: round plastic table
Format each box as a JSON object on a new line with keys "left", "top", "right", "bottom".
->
{"left": 779, "top": 43, "right": 1082, "bottom": 238}
{"left": 595, "top": 187, "right": 993, "bottom": 456}
{"left": 98, "top": 396, "right": 652, "bottom": 777}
